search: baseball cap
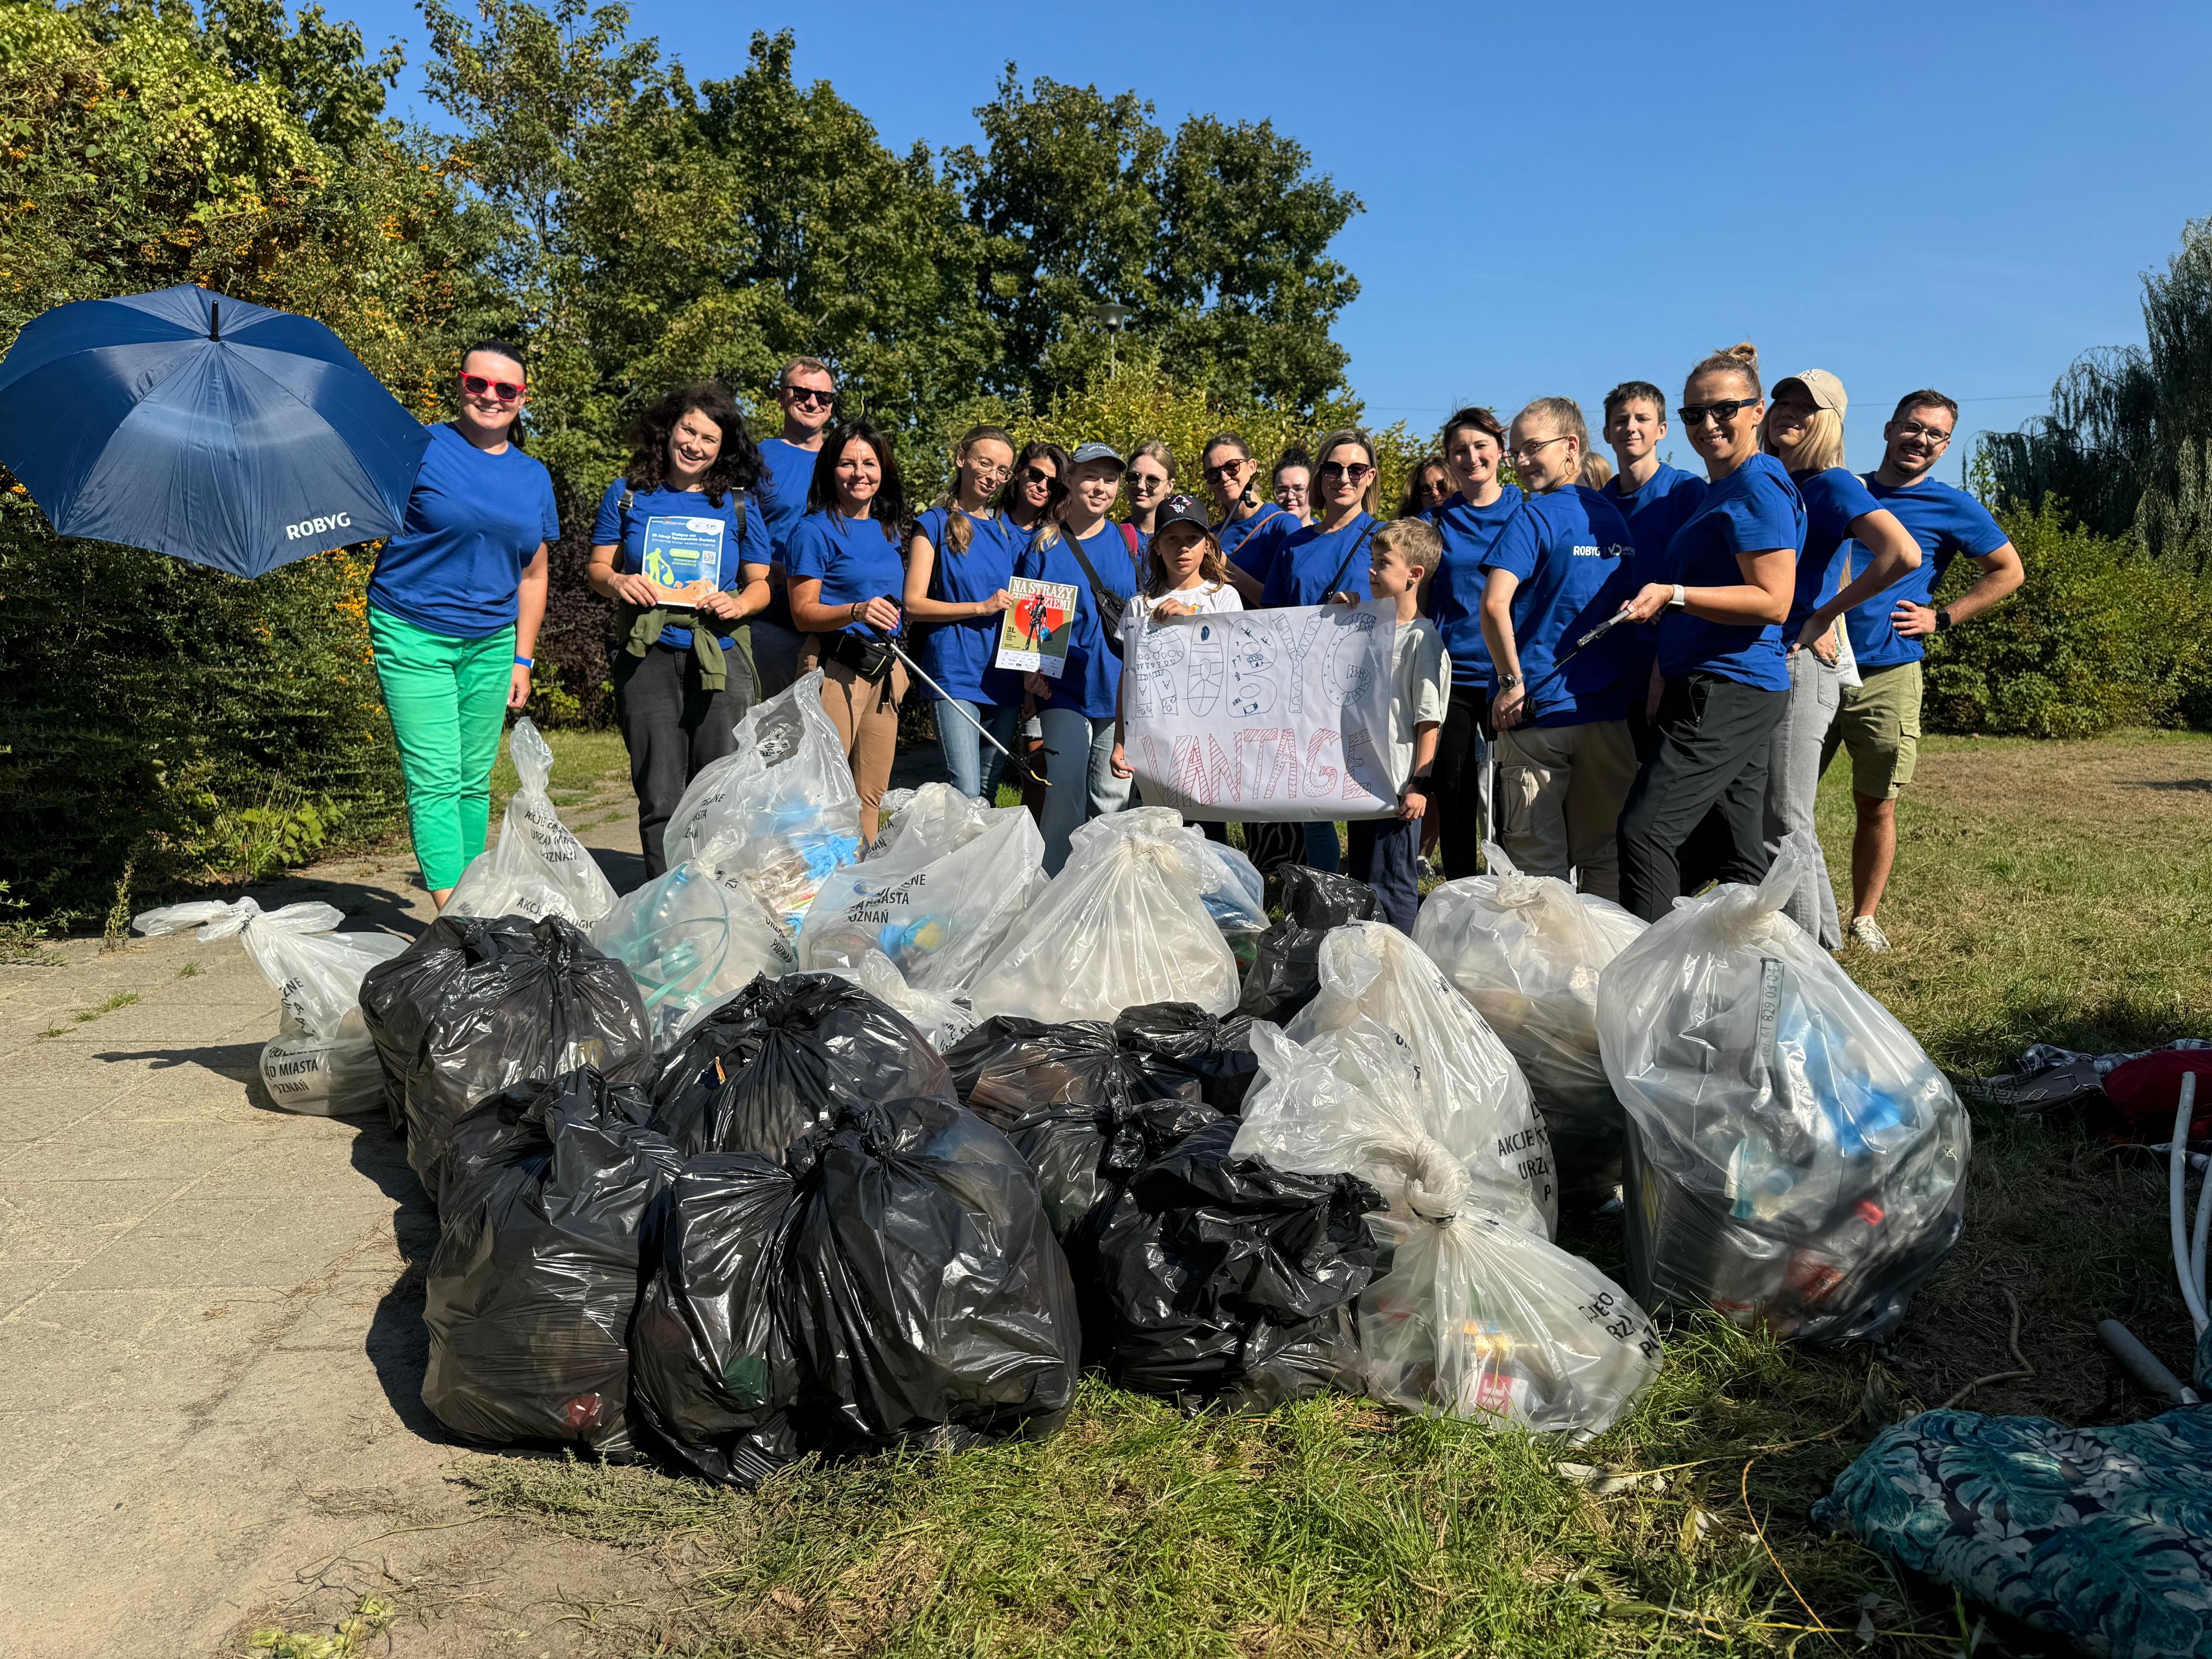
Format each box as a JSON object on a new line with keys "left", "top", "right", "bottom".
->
{"left": 1773, "top": 369, "right": 1846, "bottom": 417}
{"left": 1152, "top": 493, "right": 1209, "bottom": 537}
{"left": 1068, "top": 441, "right": 1124, "bottom": 469}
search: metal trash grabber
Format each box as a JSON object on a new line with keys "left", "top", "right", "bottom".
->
{"left": 866, "top": 627, "right": 1052, "bottom": 791}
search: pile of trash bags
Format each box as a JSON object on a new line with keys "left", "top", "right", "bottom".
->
{"left": 1597, "top": 834, "right": 1968, "bottom": 1343}
{"left": 134, "top": 897, "right": 407, "bottom": 1117}
{"left": 153, "top": 666, "right": 1988, "bottom": 1476}
{"left": 445, "top": 719, "right": 619, "bottom": 930}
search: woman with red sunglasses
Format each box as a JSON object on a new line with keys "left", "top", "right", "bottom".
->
{"left": 365, "top": 340, "right": 559, "bottom": 907}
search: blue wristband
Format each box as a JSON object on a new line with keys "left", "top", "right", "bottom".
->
{"left": 513, "top": 654, "right": 533, "bottom": 668}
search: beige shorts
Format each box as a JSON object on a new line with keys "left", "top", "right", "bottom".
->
{"left": 1822, "top": 660, "right": 1921, "bottom": 801}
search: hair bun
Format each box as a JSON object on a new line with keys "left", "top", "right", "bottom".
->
{"left": 1724, "top": 342, "right": 1759, "bottom": 366}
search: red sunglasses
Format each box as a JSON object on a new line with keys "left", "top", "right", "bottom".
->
{"left": 460, "top": 372, "right": 525, "bottom": 403}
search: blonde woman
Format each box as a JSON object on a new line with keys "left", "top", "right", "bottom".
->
{"left": 1756, "top": 371, "right": 1921, "bottom": 946}
{"left": 1260, "top": 427, "right": 1384, "bottom": 608}
{"left": 1121, "top": 439, "right": 1176, "bottom": 551}
{"left": 904, "top": 425, "right": 1020, "bottom": 801}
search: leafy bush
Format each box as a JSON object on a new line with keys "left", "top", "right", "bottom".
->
{"left": 1922, "top": 504, "right": 2212, "bottom": 737}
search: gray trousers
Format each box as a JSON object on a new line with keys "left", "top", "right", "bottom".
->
{"left": 1762, "top": 647, "right": 1842, "bottom": 948}
{"left": 613, "top": 643, "right": 756, "bottom": 882}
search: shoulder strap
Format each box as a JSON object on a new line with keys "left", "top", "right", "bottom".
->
{"left": 619, "top": 487, "right": 634, "bottom": 517}
{"left": 1321, "top": 517, "right": 1379, "bottom": 601}
{"left": 1119, "top": 521, "right": 1139, "bottom": 558}
{"left": 1062, "top": 533, "right": 1126, "bottom": 642}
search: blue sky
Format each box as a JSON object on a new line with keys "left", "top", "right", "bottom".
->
{"left": 337, "top": 0, "right": 2212, "bottom": 483}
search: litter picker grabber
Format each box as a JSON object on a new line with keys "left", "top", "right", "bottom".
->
{"left": 867, "top": 627, "right": 1054, "bottom": 791}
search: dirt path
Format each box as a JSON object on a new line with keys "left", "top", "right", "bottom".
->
{"left": 0, "top": 778, "right": 698, "bottom": 1658}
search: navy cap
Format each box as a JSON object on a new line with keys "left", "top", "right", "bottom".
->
{"left": 1152, "top": 493, "right": 1210, "bottom": 536}
{"left": 1067, "top": 441, "right": 1123, "bottom": 469}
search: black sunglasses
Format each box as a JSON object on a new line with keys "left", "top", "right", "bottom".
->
{"left": 780, "top": 385, "right": 836, "bottom": 408}
{"left": 1018, "top": 465, "right": 1057, "bottom": 486}
{"left": 1678, "top": 397, "right": 1762, "bottom": 427}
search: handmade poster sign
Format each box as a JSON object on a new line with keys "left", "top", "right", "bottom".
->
{"left": 641, "top": 514, "right": 725, "bottom": 606}
{"left": 995, "top": 577, "right": 1077, "bottom": 678}
{"left": 1125, "top": 599, "right": 1400, "bottom": 822}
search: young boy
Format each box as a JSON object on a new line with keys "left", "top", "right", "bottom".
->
{"left": 1337, "top": 518, "right": 1450, "bottom": 932}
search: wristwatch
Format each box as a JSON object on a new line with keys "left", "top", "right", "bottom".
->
{"left": 1668, "top": 583, "right": 1688, "bottom": 609}
{"left": 1496, "top": 671, "right": 1522, "bottom": 690}
{"left": 1935, "top": 606, "right": 1955, "bottom": 632}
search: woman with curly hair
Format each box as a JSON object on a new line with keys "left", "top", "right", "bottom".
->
{"left": 587, "top": 381, "right": 772, "bottom": 878}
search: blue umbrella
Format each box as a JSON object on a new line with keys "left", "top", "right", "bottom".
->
{"left": 0, "top": 283, "right": 430, "bottom": 577}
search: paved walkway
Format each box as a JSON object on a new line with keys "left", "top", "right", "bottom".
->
{"left": 0, "top": 781, "right": 685, "bottom": 1657}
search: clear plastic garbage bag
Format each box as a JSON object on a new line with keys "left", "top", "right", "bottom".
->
{"left": 1287, "top": 921, "right": 1556, "bottom": 1238}
{"left": 133, "top": 896, "right": 407, "bottom": 1117}
{"left": 590, "top": 849, "right": 797, "bottom": 1051}
{"left": 1194, "top": 838, "right": 1268, "bottom": 968}
{"left": 359, "top": 914, "right": 656, "bottom": 1210}
{"left": 827, "top": 951, "right": 978, "bottom": 1053}
{"left": 1413, "top": 842, "right": 1647, "bottom": 1198}
{"left": 423, "top": 1068, "right": 681, "bottom": 1459}
{"left": 797, "top": 783, "right": 1046, "bottom": 992}
{"left": 1236, "top": 1020, "right": 1661, "bottom": 1435}
{"left": 444, "top": 718, "right": 618, "bottom": 929}
{"left": 662, "top": 672, "right": 864, "bottom": 934}
{"left": 1596, "top": 833, "right": 1969, "bottom": 1343}
{"left": 968, "top": 808, "right": 1240, "bottom": 1022}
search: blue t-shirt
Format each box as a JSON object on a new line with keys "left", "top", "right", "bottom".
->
{"left": 784, "top": 511, "right": 906, "bottom": 639}
{"left": 1219, "top": 504, "right": 1298, "bottom": 579}
{"left": 590, "top": 480, "right": 773, "bottom": 652}
{"left": 1426, "top": 486, "right": 1524, "bottom": 691}
{"left": 1842, "top": 475, "right": 2010, "bottom": 671}
{"left": 1609, "top": 463, "right": 1708, "bottom": 578}
{"left": 1653, "top": 452, "right": 1802, "bottom": 692}
{"left": 1787, "top": 467, "right": 1881, "bottom": 637}
{"left": 1261, "top": 510, "right": 1380, "bottom": 608}
{"left": 1017, "top": 522, "right": 1140, "bottom": 719}
{"left": 915, "top": 506, "right": 1019, "bottom": 705}
{"left": 368, "top": 422, "right": 560, "bottom": 639}
{"left": 755, "top": 437, "right": 823, "bottom": 628}
{"left": 1480, "top": 486, "right": 1642, "bottom": 726}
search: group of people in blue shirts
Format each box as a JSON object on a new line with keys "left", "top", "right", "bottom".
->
{"left": 363, "top": 342, "right": 2022, "bottom": 950}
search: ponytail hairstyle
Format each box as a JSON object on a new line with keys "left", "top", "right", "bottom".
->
{"left": 1310, "top": 426, "right": 1382, "bottom": 517}
{"left": 1200, "top": 430, "right": 1258, "bottom": 511}
{"left": 459, "top": 338, "right": 530, "bottom": 445}
{"left": 933, "top": 423, "right": 1015, "bottom": 555}
{"left": 997, "top": 440, "right": 1070, "bottom": 547}
{"left": 1143, "top": 522, "right": 1229, "bottom": 598}
{"left": 623, "top": 381, "right": 760, "bottom": 506}
{"left": 1687, "top": 342, "right": 1762, "bottom": 399}
{"left": 805, "top": 416, "right": 907, "bottom": 540}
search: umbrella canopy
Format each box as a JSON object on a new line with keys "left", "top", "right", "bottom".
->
{"left": 0, "top": 283, "right": 430, "bottom": 577}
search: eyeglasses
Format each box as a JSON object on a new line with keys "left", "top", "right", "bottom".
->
{"left": 1319, "top": 461, "right": 1374, "bottom": 482}
{"left": 1894, "top": 422, "right": 1953, "bottom": 445}
{"left": 1018, "top": 465, "right": 1056, "bottom": 486}
{"left": 1506, "top": 436, "right": 1572, "bottom": 464}
{"left": 967, "top": 460, "right": 1012, "bottom": 480}
{"left": 460, "top": 373, "right": 524, "bottom": 403}
{"left": 1678, "top": 399, "right": 1761, "bottom": 427}
{"left": 780, "top": 385, "right": 836, "bottom": 408}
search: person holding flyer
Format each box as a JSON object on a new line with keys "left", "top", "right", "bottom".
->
{"left": 586, "top": 383, "right": 773, "bottom": 879}
{"left": 903, "top": 425, "right": 1020, "bottom": 802}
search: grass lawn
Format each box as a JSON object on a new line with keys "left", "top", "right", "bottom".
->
{"left": 475, "top": 729, "right": 2212, "bottom": 1658}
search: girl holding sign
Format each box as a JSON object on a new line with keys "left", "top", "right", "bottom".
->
{"left": 904, "top": 425, "right": 1021, "bottom": 802}
{"left": 787, "top": 419, "right": 911, "bottom": 842}
{"left": 588, "top": 383, "right": 773, "bottom": 880}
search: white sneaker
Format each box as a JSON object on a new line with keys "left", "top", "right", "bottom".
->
{"left": 1847, "top": 914, "right": 1891, "bottom": 953}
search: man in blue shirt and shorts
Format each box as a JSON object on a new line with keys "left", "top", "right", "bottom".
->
{"left": 1823, "top": 391, "right": 2024, "bottom": 950}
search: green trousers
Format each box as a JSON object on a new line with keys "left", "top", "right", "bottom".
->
{"left": 369, "top": 606, "right": 514, "bottom": 891}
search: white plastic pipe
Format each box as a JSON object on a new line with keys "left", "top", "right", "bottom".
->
{"left": 2172, "top": 1074, "right": 2207, "bottom": 1334}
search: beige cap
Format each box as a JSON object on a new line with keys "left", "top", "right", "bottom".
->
{"left": 1773, "top": 369, "right": 1846, "bottom": 416}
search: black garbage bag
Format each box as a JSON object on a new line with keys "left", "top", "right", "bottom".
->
{"left": 1091, "top": 1117, "right": 1384, "bottom": 1411}
{"left": 361, "top": 914, "right": 653, "bottom": 1210}
{"left": 783, "top": 1096, "right": 1080, "bottom": 1451}
{"left": 422, "top": 1067, "right": 682, "bottom": 1459}
{"left": 627, "top": 1153, "right": 806, "bottom": 1487}
{"left": 1115, "top": 1002, "right": 1260, "bottom": 1115}
{"left": 651, "top": 972, "right": 955, "bottom": 1160}
{"left": 1235, "top": 866, "right": 1381, "bottom": 1025}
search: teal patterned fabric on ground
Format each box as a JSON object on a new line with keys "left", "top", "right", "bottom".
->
{"left": 1815, "top": 1404, "right": 2212, "bottom": 1658}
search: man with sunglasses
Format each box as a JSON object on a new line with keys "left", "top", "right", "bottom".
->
{"left": 749, "top": 355, "right": 840, "bottom": 695}
{"left": 1821, "top": 391, "right": 2023, "bottom": 950}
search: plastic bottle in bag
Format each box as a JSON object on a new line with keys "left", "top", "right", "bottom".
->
{"left": 1596, "top": 832, "right": 1968, "bottom": 1343}
{"left": 661, "top": 671, "right": 864, "bottom": 933}
{"left": 359, "top": 914, "right": 656, "bottom": 1210}
{"left": 134, "top": 897, "right": 409, "bottom": 1117}
{"left": 1413, "top": 842, "right": 1646, "bottom": 1200}
{"left": 590, "top": 844, "right": 797, "bottom": 1050}
{"left": 423, "top": 1068, "right": 682, "bottom": 1459}
{"left": 967, "top": 808, "right": 1240, "bottom": 1022}
{"left": 1235, "top": 1020, "right": 1661, "bottom": 1435}
{"left": 1287, "top": 921, "right": 1558, "bottom": 1238}
{"left": 798, "top": 782, "right": 1046, "bottom": 992}
{"left": 1236, "top": 866, "right": 1383, "bottom": 1024}
{"left": 444, "top": 718, "right": 619, "bottom": 929}
{"left": 1192, "top": 837, "right": 1269, "bottom": 970}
